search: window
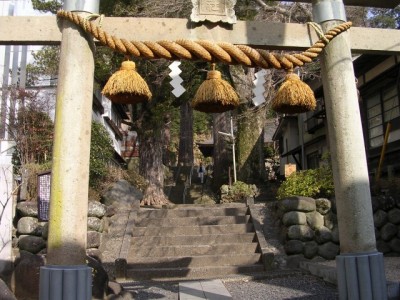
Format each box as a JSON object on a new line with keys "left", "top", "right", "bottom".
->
{"left": 307, "top": 151, "right": 320, "bottom": 169}
{"left": 366, "top": 82, "right": 400, "bottom": 148}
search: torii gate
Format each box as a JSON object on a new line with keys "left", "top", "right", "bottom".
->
{"left": 1, "top": 0, "right": 400, "bottom": 299}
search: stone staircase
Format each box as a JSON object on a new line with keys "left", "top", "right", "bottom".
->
{"left": 120, "top": 204, "right": 267, "bottom": 281}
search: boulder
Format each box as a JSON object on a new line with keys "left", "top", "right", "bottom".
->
{"left": 18, "top": 235, "right": 46, "bottom": 254}
{"left": 88, "top": 201, "right": 107, "bottom": 218}
{"left": 282, "top": 211, "right": 306, "bottom": 226}
{"left": 323, "top": 212, "right": 337, "bottom": 230}
{"left": 373, "top": 210, "right": 388, "bottom": 229}
{"left": 102, "top": 180, "right": 142, "bottom": 209}
{"left": 315, "top": 198, "right": 331, "bottom": 215}
{"left": 279, "top": 196, "right": 316, "bottom": 213}
{"left": 331, "top": 226, "right": 340, "bottom": 244}
{"left": 388, "top": 208, "right": 400, "bottom": 225}
{"left": 287, "top": 225, "right": 314, "bottom": 241}
{"left": 11, "top": 251, "right": 45, "bottom": 300}
{"left": 304, "top": 241, "right": 319, "bottom": 259}
{"left": 42, "top": 223, "right": 49, "bottom": 240}
{"left": 318, "top": 242, "right": 339, "bottom": 260}
{"left": 389, "top": 238, "right": 400, "bottom": 252}
{"left": 16, "top": 201, "right": 38, "bottom": 217}
{"left": 17, "top": 217, "right": 41, "bottom": 235}
{"left": 87, "top": 256, "right": 109, "bottom": 300}
{"left": 0, "top": 278, "right": 17, "bottom": 300}
{"left": 376, "top": 240, "right": 391, "bottom": 254}
{"left": 306, "top": 211, "right": 324, "bottom": 230}
{"left": 88, "top": 217, "right": 103, "bottom": 232}
{"left": 315, "top": 226, "right": 332, "bottom": 244}
{"left": 380, "top": 223, "right": 397, "bottom": 241}
{"left": 87, "top": 231, "right": 102, "bottom": 248}
{"left": 284, "top": 240, "right": 303, "bottom": 255}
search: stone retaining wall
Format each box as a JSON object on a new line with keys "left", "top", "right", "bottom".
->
{"left": 14, "top": 200, "right": 107, "bottom": 258}
{"left": 279, "top": 195, "right": 400, "bottom": 261}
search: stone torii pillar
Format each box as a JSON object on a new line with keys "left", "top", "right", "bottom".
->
{"left": 313, "top": 0, "right": 387, "bottom": 299}
{"left": 39, "top": 1, "right": 99, "bottom": 299}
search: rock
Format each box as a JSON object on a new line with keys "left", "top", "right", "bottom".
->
{"left": 306, "top": 211, "right": 324, "bottom": 230}
{"left": 315, "top": 226, "right": 333, "bottom": 244}
{"left": 87, "top": 231, "right": 102, "bottom": 248}
{"left": 279, "top": 196, "right": 316, "bottom": 213}
{"left": 287, "top": 225, "right": 314, "bottom": 241}
{"left": 284, "top": 240, "right": 303, "bottom": 255}
{"left": 102, "top": 180, "right": 142, "bottom": 209}
{"left": 107, "top": 281, "right": 123, "bottom": 296}
{"left": 318, "top": 242, "right": 339, "bottom": 260}
{"left": 88, "top": 201, "right": 107, "bottom": 218}
{"left": 376, "top": 240, "right": 391, "bottom": 254}
{"left": 106, "top": 205, "right": 118, "bottom": 217}
{"left": 324, "top": 212, "right": 337, "bottom": 230}
{"left": 87, "top": 256, "right": 109, "bottom": 300}
{"left": 285, "top": 254, "right": 306, "bottom": 268}
{"left": 331, "top": 226, "right": 340, "bottom": 244}
{"left": 0, "top": 278, "right": 17, "bottom": 300}
{"left": 315, "top": 198, "right": 331, "bottom": 215}
{"left": 16, "top": 201, "right": 38, "bottom": 217}
{"left": 374, "top": 210, "right": 388, "bottom": 229}
{"left": 282, "top": 211, "right": 306, "bottom": 226}
{"left": 87, "top": 248, "right": 103, "bottom": 261}
{"left": 42, "top": 223, "right": 49, "bottom": 240}
{"left": 375, "top": 227, "right": 381, "bottom": 240}
{"left": 388, "top": 208, "right": 400, "bottom": 225}
{"left": 389, "top": 238, "right": 400, "bottom": 252}
{"left": 304, "top": 241, "right": 319, "bottom": 259}
{"left": 11, "top": 251, "right": 45, "bottom": 300}
{"left": 380, "top": 223, "right": 397, "bottom": 241}
{"left": 17, "top": 217, "right": 41, "bottom": 235}
{"left": 88, "top": 217, "right": 103, "bottom": 232}
{"left": 18, "top": 235, "right": 46, "bottom": 254}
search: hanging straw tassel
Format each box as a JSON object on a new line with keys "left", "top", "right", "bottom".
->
{"left": 102, "top": 60, "right": 152, "bottom": 104}
{"left": 271, "top": 71, "right": 316, "bottom": 114}
{"left": 192, "top": 65, "right": 239, "bottom": 113}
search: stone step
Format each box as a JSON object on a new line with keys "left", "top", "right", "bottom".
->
{"left": 132, "top": 224, "right": 254, "bottom": 237}
{"left": 135, "top": 215, "right": 251, "bottom": 227}
{"left": 130, "top": 233, "right": 257, "bottom": 247}
{"left": 137, "top": 206, "right": 248, "bottom": 219}
{"left": 129, "top": 243, "right": 259, "bottom": 257}
{"left": 127, "top": 253, "right": 262, "bottom": 268}
{"left": 125, "top": 264, "right": 265, "bottom": 281}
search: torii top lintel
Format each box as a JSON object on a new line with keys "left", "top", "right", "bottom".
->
{"left": 287, "top": 0, "right": 400, "bottom": 8}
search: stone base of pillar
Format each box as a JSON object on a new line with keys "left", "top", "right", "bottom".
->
{"left": 337, "top": 252, "right": 387, "bottom": 300}
{"left": 39, "top": 265, "right": 91, "bottom": 300}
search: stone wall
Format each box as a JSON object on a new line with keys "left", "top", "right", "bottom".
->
{"left": 278, "top": 196, "right": 340, "bottom": 261}
{"left": 15, "top": 200, "right": 107, "bottom": 258}
{"left": 279, "top": 195, "right": 400, "bottom": 261}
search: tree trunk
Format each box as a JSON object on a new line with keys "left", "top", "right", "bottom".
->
{"left": 230, "top": 65, "right": 267, "bottom": 183}
{"left": 177, "top": 101, "right": 194, "bottom": 166}
{"left": 212, "top": 112, "right": 231, "bottom": 189}
{"left": 163, "top": 113, "right": 171, "bottom": 166}
{"left": 139, "top": 118, "right": 170, "bottom": 206}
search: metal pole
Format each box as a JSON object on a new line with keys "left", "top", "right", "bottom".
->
{"left": 231, "top": 116, "right": 237, "bottom": 183}
{"left": 40, "top": 1, "right": 99, "bottom": 299}
{"left": 312, "top": 1, "right": 387, "bottom": 299}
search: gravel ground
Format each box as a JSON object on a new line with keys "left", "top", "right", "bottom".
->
{"left": 118, "top": 273, "right": 338, "bottom": 299}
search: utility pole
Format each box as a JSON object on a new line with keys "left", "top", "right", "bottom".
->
{"left": 218, "top": 116, "right": 237, "bottom": 183}
{"left": 39, "top": 1, "right": 99, "bottom": 299}
{"left": 312, "top": 1, "right": 387, "bottom": 299}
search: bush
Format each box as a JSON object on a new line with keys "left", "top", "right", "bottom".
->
{"left": 277, "top": 165, "right": 334, "bottom": 200}
{"left": 89, "top": 122, "right": 115, "bottom": 188}
{"left": 220, "top": 181, "right": 259, "bottom": 203}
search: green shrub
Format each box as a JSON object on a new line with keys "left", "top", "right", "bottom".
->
{"left": 89, "top": 122, "right": 115, "bottom": 188}
{"left": 277, "top": 165, "right": 334, "bottom": 200}
{"left": 220, "top": 181, "right": 259, "bottom": 203}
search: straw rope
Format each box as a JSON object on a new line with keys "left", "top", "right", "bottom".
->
{"left": 57, "top": 10, "right": 352, "bottom": 70}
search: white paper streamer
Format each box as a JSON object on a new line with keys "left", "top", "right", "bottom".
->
{"left": 252, "top": 69, "right": 267, "bottom": 106}
{"left": 168, "top": 61, "right": 185, "bottom": 97}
